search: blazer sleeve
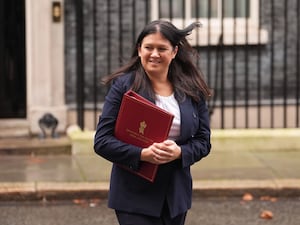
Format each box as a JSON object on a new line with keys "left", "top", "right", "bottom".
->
{"left": 94, "top": 74, "right": 142, "bottom": 171}
{"left": 179, "top": 98, "right": 211, "bottom": 168}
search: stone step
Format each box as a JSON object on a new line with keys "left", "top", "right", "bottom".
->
{"left": 0, "top": 136, "right": 72, "bottom": 155}
{"left": 0, "top": 119, "right": 30, "bottom": 138}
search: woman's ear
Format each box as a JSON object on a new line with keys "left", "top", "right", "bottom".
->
{"left": 172, "top": 46, "right": 178, "bottom": 59}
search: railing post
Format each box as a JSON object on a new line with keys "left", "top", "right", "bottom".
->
{"left": 75, "top": 0, "right": 85, "bottom": 130}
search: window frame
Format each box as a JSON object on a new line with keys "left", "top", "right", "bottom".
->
{"left": 151, "top": 0, "right": 268, "bottom": 46}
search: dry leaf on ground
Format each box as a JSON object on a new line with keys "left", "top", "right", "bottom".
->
{"left": 260, "top": 210, "right": 274, "bottom": 219}
{"left": 260, "top": 196, "right": 278, "bottom": 202}
{"left": 242, "top": 193, "right": 253, "bottom": 201}
{"left": 73, "top": 199, "right": 88, "bottom": 205}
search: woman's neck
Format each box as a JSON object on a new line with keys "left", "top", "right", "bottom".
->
{"left": 151, "top": 79, "right": 173, "bottom": 97}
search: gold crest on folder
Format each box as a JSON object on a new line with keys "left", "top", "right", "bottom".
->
{"left": 139, "top": 121, "right": 147, "bottom": 135}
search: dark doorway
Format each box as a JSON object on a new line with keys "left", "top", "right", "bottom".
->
{"left": 0, "top": 0, "right": 26, "bottom": 118}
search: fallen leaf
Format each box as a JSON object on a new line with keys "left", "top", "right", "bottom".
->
{"left": 260, "top": 196, "right": 270, "bottom": 201}
{"left": 90, "top": 198, "right": 101, "bottom": 204}
{"left": 242, "top": 193, "right": 253, "bottom": 201}
{"left": 260, "top": 210, "right": 274, "bottom": 219}
{"left": 73, "top": 199, "right": 87, "bottom": 205}
{"left": 260, "top": 196, "right": 278, "bottom": 202}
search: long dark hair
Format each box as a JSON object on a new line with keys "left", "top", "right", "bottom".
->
{"left": 103, "top": 20, "right": 212, "bottom": 102}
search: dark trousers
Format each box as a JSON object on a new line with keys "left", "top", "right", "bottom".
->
{"left": 115, "top": 202, "right": 187, "bottom": 225}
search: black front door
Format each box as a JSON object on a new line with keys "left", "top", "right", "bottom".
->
{"left": 0, "top": 0, "right": 26, "bottom": 118}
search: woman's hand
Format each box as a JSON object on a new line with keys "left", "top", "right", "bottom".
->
{"left": 140, "top": 140, "right": 181, "bottom": 164}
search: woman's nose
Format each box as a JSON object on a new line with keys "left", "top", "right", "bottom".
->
{"left": 150, "top": 49, "right": 160, "bottom": 57}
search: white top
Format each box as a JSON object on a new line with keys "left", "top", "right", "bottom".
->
{"left": 155, "top": 93, "right": 181, "bottom": 140}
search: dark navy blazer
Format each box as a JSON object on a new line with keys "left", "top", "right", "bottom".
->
{"left": 94, "top": 72, "right": 211, "bottom": 218}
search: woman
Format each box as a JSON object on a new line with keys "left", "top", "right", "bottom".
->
{"left": 94, "top": 20, "right": 211, "bottom": 225}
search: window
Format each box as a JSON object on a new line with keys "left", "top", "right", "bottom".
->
{"left": 190, "top": 0, "right": 250, "bottom": 18}
{"left": 151, "top": 0, "right": 268, "bottom": 45}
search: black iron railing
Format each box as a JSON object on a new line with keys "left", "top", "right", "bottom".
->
{"left": 71, "top": 0, "right": 300, "bottom": 129}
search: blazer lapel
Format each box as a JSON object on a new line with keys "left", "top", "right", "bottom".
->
{"left": 178, "top": 98, "right": 195, "bottom": 142}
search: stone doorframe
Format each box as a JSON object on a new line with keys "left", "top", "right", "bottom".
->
{"left": 25, "top": 0, "right": 67, "bottom": 135}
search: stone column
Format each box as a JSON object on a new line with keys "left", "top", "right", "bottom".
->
{"left": 26, "top": 0, "right": 67, "bottom": 135}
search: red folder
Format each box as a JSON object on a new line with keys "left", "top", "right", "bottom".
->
{"left": 114, "top": 90, "right": 174, "bottom": 182}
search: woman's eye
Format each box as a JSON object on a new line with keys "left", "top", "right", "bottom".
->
{"left": 159, "top": 48, "right": 167, "bottom": 51}
{"left": 143, "top": 46, "right": 168, "bottom": 52}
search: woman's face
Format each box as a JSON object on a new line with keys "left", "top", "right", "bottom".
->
{"left": 138, "top": 32, "right": 177, "bottom": 79}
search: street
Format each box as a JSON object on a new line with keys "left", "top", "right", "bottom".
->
{"left": 0, "top": 196, "right": 299, "bottom": 225}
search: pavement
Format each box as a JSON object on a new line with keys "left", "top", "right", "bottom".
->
{"left": 0, "top": 134, "right": 300, "bottom": 201}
